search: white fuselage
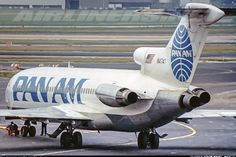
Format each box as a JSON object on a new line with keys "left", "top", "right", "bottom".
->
{"left": 6, "top": 67, "right": 177, "bottom": 113}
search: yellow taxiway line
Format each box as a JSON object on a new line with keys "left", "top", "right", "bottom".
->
{"left": 123, "top": 121, "right": 197, "bottom": 146}
{"left": 0, "top": 121, "right": 197, "bottom": 156}
{"left": 161, "top": 121, "right": 196, "bottom": 141}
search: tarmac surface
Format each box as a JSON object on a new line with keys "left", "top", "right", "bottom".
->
{"left": 0, "top": 118, "right": 235, "bottom": 156}
{"left": 0, "top": 61, "right": 236, "bottom": 155}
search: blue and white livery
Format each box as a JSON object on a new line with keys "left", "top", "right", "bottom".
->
{"left": 1, "top": 3, "right": 234, "bottom": 150}
{"left": 171, "top": 25, "right": 193, "bottom": 82}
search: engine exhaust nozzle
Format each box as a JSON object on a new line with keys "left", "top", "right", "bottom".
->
{"left": 179, "top": 93, "right": 201, "bottom": 111}
{"left": 196, "top": 90, "right": 211, "bottom": 104}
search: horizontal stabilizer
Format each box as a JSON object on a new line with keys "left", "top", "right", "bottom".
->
{"left": 135, "top": 8, "right": 177, "bottom": 16}
{"left": 135, "top": 8, "right": 209, "bottom": 17}
{"left": 220, "top": 8, "right": 236, "bottom": 16}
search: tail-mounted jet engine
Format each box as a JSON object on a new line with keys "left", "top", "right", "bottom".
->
{"left": 95, "top": 84, "right": 138, "bottom": 107}
{"left": 179, "top": 92, "right": 201, "bottom": 111}
{"left": 151, "top": 89, "right": 211, "bottom": 127}
{"left": 188, "top": 86, "right": 211, "bottom": 105}
{"left": 179, "top": 86, "right": 211, "bottom": 111}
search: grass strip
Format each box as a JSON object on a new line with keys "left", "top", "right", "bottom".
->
{"left": 0, "top": 56, "right": 133, "bottom": 63}
{"left": 0, "top": 44, "right": 235, "bottom": 53}
{"left": 0, "top": 70, "right": 18, "bottom": 78}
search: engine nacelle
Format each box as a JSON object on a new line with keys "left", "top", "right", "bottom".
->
{"left": 188, "top": 86, "right": 211, "bottom": 104}
{"left": 151, "top": 90, "right": 202, "bottom": 127}
{"left": 150, "top": 89, "right": 210, "bottom": 128}
{"left": 179, "top": 86, "right": 210, "bottom": 111}
{"left": 95, "top": 84, "right": 138, "bottom": 107}
{"left": 179, "top": 92, "right": 201, "bottom": 111}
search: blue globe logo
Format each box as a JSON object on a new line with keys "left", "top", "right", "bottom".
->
{"left": 171, "top": 25, "right": 193, "bottom": 82}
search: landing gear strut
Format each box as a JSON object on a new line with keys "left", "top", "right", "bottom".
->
{"left": 137, "top": 129, "right": 160, "bottom": 149}
{"left": 60, "top": 124, "right": 83, "bottom": 149}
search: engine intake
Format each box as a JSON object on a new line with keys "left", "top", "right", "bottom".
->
{"left": 95, "top": 84, "right": 138, "bottom": 107}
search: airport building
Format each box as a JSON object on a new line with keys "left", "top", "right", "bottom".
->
{"left": 0, "top": 0, "right": 189, "bottom": 10}
{"left": 0, "top": 0, "right": 234, "bottom": 10}
{"left": 0, "top": 0, "right": 155, "bottom": 10}
{"left": 0, "top": 0, "right": 66, "bottom": 9}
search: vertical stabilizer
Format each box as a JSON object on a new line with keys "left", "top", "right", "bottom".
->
{"left": 134, "top": 3, "right": 225, "bottom": 89}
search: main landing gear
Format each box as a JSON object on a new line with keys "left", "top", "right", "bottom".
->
{"left": 137, "top": 129, "right": 167, "bottom": 149}
{"left": 46, "top": 122, "right": 83, "bottom": 149}
{"left": 21, "top": 120, "right": 36, "bottom": 137}
{"left": 60, "top": 124, "right": 83, "bottom": 149}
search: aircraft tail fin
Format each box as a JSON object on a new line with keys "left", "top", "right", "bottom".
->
{"left": 134, "top": 3, "right": 224, "bottom": 88}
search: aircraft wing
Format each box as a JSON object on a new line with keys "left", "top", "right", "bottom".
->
{"left": 179, "top": 110, "right": 236, "bottom": 118}
{"left": 0, "top": 104, "right": 92, "bottom": 122}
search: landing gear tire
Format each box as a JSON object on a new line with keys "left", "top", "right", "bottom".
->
{"left": 72, "top": 132, "right": 82, "bottom": 149}
{"left": 29, "top": 126, "right": 36, "bottom": 137}
{"left": 61, "top": 132, "right": 72, "bottom": 149}
{"left": 138, "top": 132, "right": 148, "bottom": 149}
{"left": 138, "top": 131, "right": 160, "bottom": 149}
{"left": 149, "top": 133, "right": 159, "bottom": 149}
{"left": 21, "top": 126, "right": 28, "bottom": 137}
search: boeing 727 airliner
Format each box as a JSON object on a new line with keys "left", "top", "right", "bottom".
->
{"left": 1, "top": 3, "right": 236, "bottom": 149}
